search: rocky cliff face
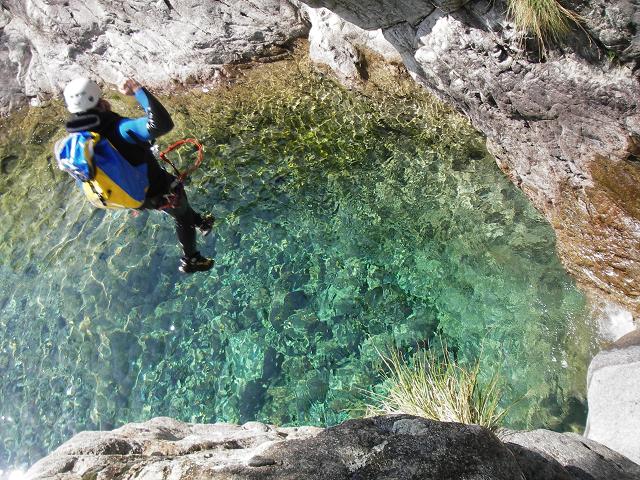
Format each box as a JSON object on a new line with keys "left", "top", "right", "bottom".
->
{"left": 25, "top": 415, "right": 640, "bottom": 480}
{"left": 0, "top": 0, "right": 308, "bottom": 113}
{"left": 299, "top": 0, "right": 640, "bottom": 317}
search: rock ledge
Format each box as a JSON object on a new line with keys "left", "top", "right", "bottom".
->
{"left": 26, "top": 415, "right": 640, "bottom": 480}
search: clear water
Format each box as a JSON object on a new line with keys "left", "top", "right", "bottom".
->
{"left": 0, "top": 59, "right": 597, "bottom": 470}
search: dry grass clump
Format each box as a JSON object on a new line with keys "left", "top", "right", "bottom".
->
{"left": 508, "top": 0, "right": 582, "bottom": 51}
{"left": 367, "top": 344, "right": 511, "bottom": 432}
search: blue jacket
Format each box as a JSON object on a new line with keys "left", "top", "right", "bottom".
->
{"left": 65, "top": 88, "right": 175, "bottom": 199}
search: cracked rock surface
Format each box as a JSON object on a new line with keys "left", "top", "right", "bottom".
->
{"left": 26, "top": 415, "right": 640, "bottom": 480}
{"left": 301, "top": 0, "right": 640, "bottom": 317}
{"left": 0, "top": 0, "right": 308, "bottom": 114}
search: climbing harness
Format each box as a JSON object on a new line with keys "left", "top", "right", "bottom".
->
{"left": 157, "top": 138, "right": 205, "bottom": 210}
{"left": 55, "top": 130, "right": 149, "bottom": 209}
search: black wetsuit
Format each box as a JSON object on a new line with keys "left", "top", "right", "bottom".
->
{"left": 65, "top": 89, "right": 205, "bottom": 258}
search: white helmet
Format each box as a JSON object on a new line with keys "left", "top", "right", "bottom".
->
{"left": 63, "top": 77, "right": 101, "bottom": 113}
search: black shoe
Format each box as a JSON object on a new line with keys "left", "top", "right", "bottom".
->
{"left": 199, "top": 214, "right": 215, "bottom": 237}
{"left": 179, "top": 253, "right": 214, "bottom": 273}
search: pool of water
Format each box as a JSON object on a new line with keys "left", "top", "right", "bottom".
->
{"left": 0, "top": 58, "right": 598, "bottom": 469}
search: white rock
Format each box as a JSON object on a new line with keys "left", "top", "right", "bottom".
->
{"left": 300, "top": 4, "right": 401, "bottom": 84}
{"left": 585, "top": 329, "right": 640, "bottom": 464}
{"left": 0, "top": 0, "right": 309, "bottom": 115}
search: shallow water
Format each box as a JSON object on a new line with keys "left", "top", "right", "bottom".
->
{"left": 0, "top": 60, "right": 598, "bottom": 469}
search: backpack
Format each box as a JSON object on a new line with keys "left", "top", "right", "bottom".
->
{"left": 54, "top": 131, "right": 149, "bottom": 209}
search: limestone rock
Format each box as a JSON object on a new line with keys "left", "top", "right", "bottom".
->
{"left": 27, "top": 415, "right": 640, "bottom": 479}
{"left": 502, "top": 428, "right": 640, "bottom": 480}
{"left": 580, "top": 0, "right": 640, "bottom": 62}
{"left": 585, "top": 328, "right": 640, "bottom": 463}
{"left": 302, "top": 0, "right": 436, "bottom": 30}
{"left": 0, "top": 0, "right": 309, "bottom": 114}
{"left": 26, "top": 416, "right": 323, "bottom": 479}
{"left": 302, "top": 5, "right": 401, "bottom": 84}
{"left": 300, "top": 0, "right": 640, "bottom": 317}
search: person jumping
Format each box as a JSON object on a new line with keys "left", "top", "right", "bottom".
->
{"left": 60, "top": 77, "right": 214, "bottom": 273}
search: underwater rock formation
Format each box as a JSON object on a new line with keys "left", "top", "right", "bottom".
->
{"left": 25, "top": 415, "right": 640, "bottom": 479}
{"left": 0, "top": 0, "right": 308, "bottom": 114}
{"left": 585, "top": 328, "right": 640, "bottom": 463}
{"left": 299, "top": 1, "right": 640, "bottom": 317}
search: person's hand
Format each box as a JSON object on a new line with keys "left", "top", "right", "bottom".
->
{"left": 120, "top": 79, "right": 142, "bottom": 96}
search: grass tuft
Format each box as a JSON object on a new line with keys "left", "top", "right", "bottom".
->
{"left": 366, "top": 343, "right": 512, "bottom": 432}
{"left": 507, "top": 0, "right": 582, "bottom": 53}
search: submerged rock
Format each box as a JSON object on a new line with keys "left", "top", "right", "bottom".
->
{"left": 299, "top": 0, "right": 640, "bottom": 317}
{"left": 585, "top": 328, "right": 640, "bottom": 464}
{"left": 25, "top": 415, "right": 640, "bottom": 479}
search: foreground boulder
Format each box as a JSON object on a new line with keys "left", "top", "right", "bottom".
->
{"left": 502, "top": 429, "right": 640, "bottom": 480}
{"left": 585, "top": 328, "right": 640, "bottom": 464}
{"left": 26, "top": 415, "right": 640, "bottom": 479}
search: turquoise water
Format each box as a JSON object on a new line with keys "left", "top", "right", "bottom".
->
{"left": 0, "top": 61, "right": 597, "bottom": 469}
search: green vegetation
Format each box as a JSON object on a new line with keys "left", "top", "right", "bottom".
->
{"left": 507, "top": 0, "right": 581, "bottom": 51}
{"left": 367, "top": 343, "right": 511, "bottom": 431}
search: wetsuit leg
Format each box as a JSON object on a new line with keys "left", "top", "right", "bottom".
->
{"left": 163, "top": 185, "right": 204, "bottom": 258}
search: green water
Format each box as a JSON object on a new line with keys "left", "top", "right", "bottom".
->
{"left": 0, "top": 58, "right": 597, "bottom": 469}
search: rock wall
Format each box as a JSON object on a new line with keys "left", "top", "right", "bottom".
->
{"left": 0, "top": 0, "right": 308, "bottom": 113}
{"left": 305, "top": 7, "right": 402, "bottom": 83}
{"left": 298, "top": 0, "right": 640, "bottom": 317}
{"left": 25, "top": 415, "right": 640, "bottom": 480}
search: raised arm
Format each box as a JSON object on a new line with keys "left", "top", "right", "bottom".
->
{"left": 118, "top": 79, "right": 174, "bottom": 144}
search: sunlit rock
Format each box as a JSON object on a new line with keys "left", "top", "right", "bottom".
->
{"left": 0, "top": 0, "right": 309, "bottom": 114}
{"left": 301, "top": 5, "right": 401, "bottom": 84}
{"left": 585, "top": 329, "right": 640, "bottom": 464}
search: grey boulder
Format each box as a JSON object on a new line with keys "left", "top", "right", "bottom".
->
{"left": 26, "top": 415, "right": 524, "bottom": 479}
{"left": 26, "top": 415, "right": 640, "bottom": 480}
{"left": 585, "top": 329, "right": 640, "bottom": 464}
{"left": 502, "top": 428, "right": 640, "bottom": 480}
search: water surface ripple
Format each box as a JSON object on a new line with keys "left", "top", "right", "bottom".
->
{"left": 0, "top": 60, "right": 597, "bottom": 469}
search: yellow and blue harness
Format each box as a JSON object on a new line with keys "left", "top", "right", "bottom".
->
{"left": 55, "top": 131, "right": 149, "bottom": 209}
